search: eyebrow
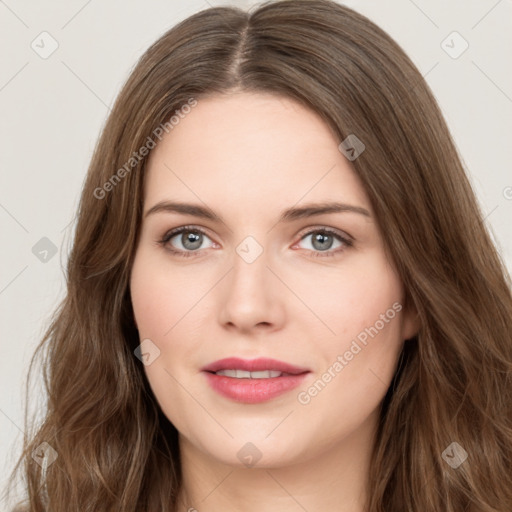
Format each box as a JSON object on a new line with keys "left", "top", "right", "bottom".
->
{"left": 144, "top": 200, "right": 371, "bottom": 223}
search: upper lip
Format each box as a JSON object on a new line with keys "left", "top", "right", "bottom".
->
{"left": 201, "top": 357, "right": 310, "bottom": 375}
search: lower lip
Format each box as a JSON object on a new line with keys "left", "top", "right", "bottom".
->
{"left": 203, "top": 372, "right": 309, "bottom": 404}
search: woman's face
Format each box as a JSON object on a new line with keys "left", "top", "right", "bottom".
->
{"left": 130, "top": 92, "right": 418, "bottom": 469}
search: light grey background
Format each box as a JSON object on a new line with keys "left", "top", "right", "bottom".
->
{"left": 1, "top": 0, "right": 511, "bottom": 506}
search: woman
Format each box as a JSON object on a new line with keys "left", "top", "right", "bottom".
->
{"left": 6, "top": 0, "right": 512, "bottom": 510}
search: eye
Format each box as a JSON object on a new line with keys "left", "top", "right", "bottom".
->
{"left": 292, "top": 227, "right": 353, "bottom": 258}
{"left": 158, "top": 225, "right": 215, "bottom": 258}
{"left": 158, "top": 225, "right": 353, "bottom": 259}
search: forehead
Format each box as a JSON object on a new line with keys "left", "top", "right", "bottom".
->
{"left": 143, "top": 92, "right": 371, "bottom": 217}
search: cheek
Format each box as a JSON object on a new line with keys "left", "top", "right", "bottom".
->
{"left": 130, "top": 247, "right": 204, "bottom": 338}
{"left": 294, "top": 255, "right": 405, "bottom": 402}
{"left": 286, "top": 252, "right": 403, "bottom": 342}
{"left": 130, "top": 250, "right": 204, "bottom": 434}
{"left": 129, "top": 248, "right": 209, "bottom": 378}
{"left": 303, "top": 315, "right": 404, "bottom": 421}
{"left": 286, "top": 260, "right": 405, "bottom": 458}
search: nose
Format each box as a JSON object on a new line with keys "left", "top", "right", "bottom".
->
{"left": 218, "top": 242, "right": 286, "bottom": 334}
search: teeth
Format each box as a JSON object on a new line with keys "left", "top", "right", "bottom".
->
{"left": 215, "top": 369, "right": 283, "bottom": 378}
{"left": 250, "top": 370, "right": 282, "bottom": 379}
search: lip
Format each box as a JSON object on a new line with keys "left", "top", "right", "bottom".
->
{"left": 201, "top": 357, "right": 309, "bottom": 375}
{"left": 201, "top": 357, "right": 310, "bottom": 404}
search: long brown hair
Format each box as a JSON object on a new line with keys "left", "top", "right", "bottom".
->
{"left": 5, "top": 1, "right": 512, "bottom": 510}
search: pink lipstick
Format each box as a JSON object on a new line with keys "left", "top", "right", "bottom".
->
{"left": 201, "top": 357, "right": 310, "bottom": 404}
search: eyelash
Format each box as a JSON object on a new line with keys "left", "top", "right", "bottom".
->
{"left": 157, "top": 225, "right": 353, "bottom": 259}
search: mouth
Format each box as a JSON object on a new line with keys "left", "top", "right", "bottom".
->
{"left": 201, "top": 357, "right": 310, "bottom": 403}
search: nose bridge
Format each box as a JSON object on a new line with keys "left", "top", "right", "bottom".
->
{"left": 230, "top": 234, "right": 270, "bottom": 297}
{"left": 218, "top": 234, "right": 283, "bottom": 330}
{"left": 235, "top": 234, "right": 266, "bottom": 267}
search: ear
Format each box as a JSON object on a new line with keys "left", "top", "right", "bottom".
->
{"left": 401, "top": 301, "right": 420, "bottom": 341}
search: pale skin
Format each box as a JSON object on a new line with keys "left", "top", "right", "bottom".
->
{"left": 129, "top": 92, "right": 419, "bottom": 511}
